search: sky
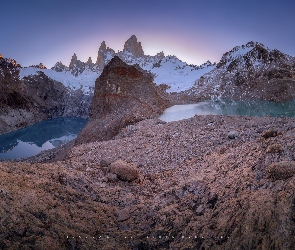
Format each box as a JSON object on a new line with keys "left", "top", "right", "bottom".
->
{"left": 1, "top": 0, "right": 295, "bottom": 68}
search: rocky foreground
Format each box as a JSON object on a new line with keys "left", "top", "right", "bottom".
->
{"left": 1, "top": 115, "right": 295, "bottom": 249}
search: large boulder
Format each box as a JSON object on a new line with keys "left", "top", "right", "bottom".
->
{"left": 76, "top": 56, "right": 170, "bottom": 144}
{"left": 109, "top": 160, "right": 139, "bottom": 182}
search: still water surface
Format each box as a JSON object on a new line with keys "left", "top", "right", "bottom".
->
{"left": 159, "top": 100, "right": 295, "bottom": 122}
{"left": 1, "top": 100, "right": 294, "bottom": 159}
{"left": 0, "top": 117, "right": 87, "bottom": 160}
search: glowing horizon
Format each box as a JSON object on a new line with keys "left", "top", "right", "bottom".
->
{"left": 1, "top": 0, "right": 295, "bottom": 68}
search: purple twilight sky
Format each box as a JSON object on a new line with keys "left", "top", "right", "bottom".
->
{"left": 1, "top": 0, "right": 295, "bottom": 68}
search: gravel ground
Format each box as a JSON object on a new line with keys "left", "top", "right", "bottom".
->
{"left": 1, "top": 115, "right": 295, "bottom": 249}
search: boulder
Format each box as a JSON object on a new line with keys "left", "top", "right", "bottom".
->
{"left": 228, "top": 130, "right": 239, "bottom": 139}
{"left": 109, "top": 160, "right": 139, "bottom": 182}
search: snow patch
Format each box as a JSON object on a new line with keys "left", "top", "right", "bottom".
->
{"left": 20, "top": 67, "right": 100, "bottom": 95}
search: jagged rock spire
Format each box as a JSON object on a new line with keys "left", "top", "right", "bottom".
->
{"left": 69, "top": 53, "right": 85, "bottom": 76}
{"left": 96, "top": 41, "right": 107, "bottom": 70}
{"left": 86, "top": 57, "right": 94, "bottom": 69}
{"left": 99, "top": 41, "right": 107, "bottom": 52}
{"left": 96, "top": 41, "right": 116, "bottom": 70}
{"left": 123, "top": 35, "right": 144, "bottom": 57}
{"left": 69, "top": 53, "right": 78, "bottom": 70}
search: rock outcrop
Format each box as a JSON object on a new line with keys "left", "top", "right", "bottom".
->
{"left": 69, "top": 53, "right": 85, "bottom": 76}
{"left": 76, "top": 56, "right": 170, "bottom": 144}
{"left": 85, "top": 57, "right": 94, "bottom": 69}
{"left": 0, "top": 57, "right": 44, "bottom": 134}
{"left": 22, "top": 72, "right": 67, "bottom": 118}
{"left": 29, "top": 63, "right": 47, "bottom": 69}
{"left": 123, "top": 35, "right": 144, "bottom": 57}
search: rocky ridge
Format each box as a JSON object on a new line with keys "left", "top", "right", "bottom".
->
{"left": 188, "top": 41, "right": 295, "bottom": 102}
{"left": 0, "top": 57, "right": 92, "bottom": 135}
{"left": 46, "top": 35, "right": 216, "bottom": 93}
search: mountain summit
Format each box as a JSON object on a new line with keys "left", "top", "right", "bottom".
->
{"left": 123, "top": 35, "right": 144, "bottom": 57}
{"left": 189, "top": 41, "right": 295, "bottom": 101}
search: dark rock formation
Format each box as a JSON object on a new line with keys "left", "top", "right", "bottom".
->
{"left": 0, "top": 56, "right": 92, "bottom": 135}
{"left": 76, "top": 56, "right": 170, "bottom": 144}
{"left": 0, "top": 57, "right": 45, "bottom": 134}
{"left": 123, "top": 35, "right": 144, "bottom": 57}
{"left": 22, "top": 72, "right": 67, "bottom": 118}
{"left": 69, "top": 53, "right": 85, "bottom": 76}
{"left": 22, "top": 72, "right": 92, "bottom": 119}
{"left": 51, "top": 61, "right": 67, "bottom": 72}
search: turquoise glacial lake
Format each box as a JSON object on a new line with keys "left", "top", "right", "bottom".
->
{"left": 1, "top": 100, "right": 294, "bottom": 159}
{"left": 159, "top": 100, "right": 295, "bottom": 122}
{"left": 0, "top": 117, "right": 87, "bottom": 160}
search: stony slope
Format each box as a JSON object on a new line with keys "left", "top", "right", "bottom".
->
{"left": 1, "top": 115, "right": 295, "bottom": 249}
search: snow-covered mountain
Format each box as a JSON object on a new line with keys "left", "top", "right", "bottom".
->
{"left": 188, "top": 41, "right": 295, "bottom": 102}
{"left": 19, "top": 35, "right": 216, "bottom": 94}
{"left": 18, "top": 37, "right": 295, "bottom": 102}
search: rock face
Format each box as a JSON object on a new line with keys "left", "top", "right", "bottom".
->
{"left": 0, "top": 57, "right": 44, "bottom": 134}
{"left": 69, "top": 53, "right": 85, "bottom": 76}
{"left": 123, "top": 35, "right": 144, "bottom": 58}
{"left": 85, "top": 57, "right": 94, "bottom": 69}
{"left": 22, "top": 72, "right": 67, "bottom": 118}
{"left": 51, "top": 61, "right": 67, "bottom": 72}
{"left": 0, "top": 56, "right": 92, "bottom": 135}
{"left": 76, "top": 56, "right": 170, "bottom": 144}
{"left": 96, "top": 41, "right": 115, "bottom": 70}
{"left": 189, "top": 41, "right": 295, "bottom": 102}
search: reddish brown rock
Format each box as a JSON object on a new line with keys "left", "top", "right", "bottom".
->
{"left": 76, "top": 56, "right": 170, "bottom": 144}
{"left": 109, "top": 160, "right": 139, "bottom": 182}
{"left": 123, "top": 35, "right": 144, "bottom": 58}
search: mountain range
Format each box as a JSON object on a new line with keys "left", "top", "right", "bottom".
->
{"left": 1, "top": 35, "right": 295, "bottom": 134}
{"left": 19, "top": 35, "right": 216, "bottom": 94}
